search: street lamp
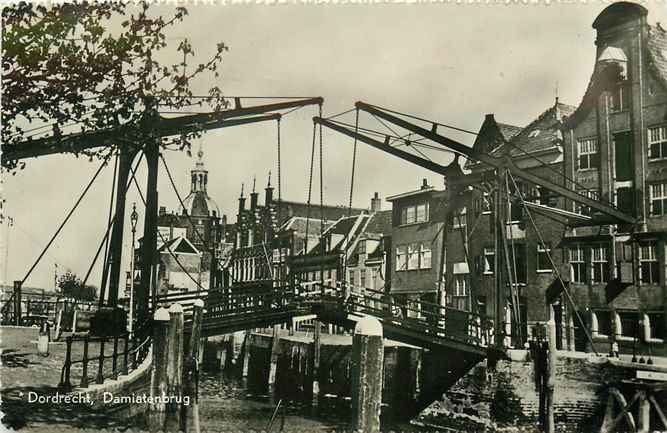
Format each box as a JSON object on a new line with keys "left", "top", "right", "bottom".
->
{"left": 129, "top": 203, "right": 138, "bottom": 338}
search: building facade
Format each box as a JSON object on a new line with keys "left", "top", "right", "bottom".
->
{"left": 562, "top": 2, "right": 667, "bottom": 355}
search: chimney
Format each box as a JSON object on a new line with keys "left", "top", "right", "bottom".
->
{"left": 159, "top": 206, "right": 166, "bottom": 217}
{"left": 421, "top": 178, "right": 429, "bottom": 190}
{"left": 371, "top": 192, "right": 381, "bottom": 212}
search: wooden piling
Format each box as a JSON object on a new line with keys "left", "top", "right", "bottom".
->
{"left": 182, "top": 299, "right": 204, "bottom": 433}
{"left": 149, "top": 307, "right": 170, "bottom": 432}
{"left": 242, "top": 332, "right": 250, "bottom": 377}
{"left": 546, "top": 316, "right": 557, "bottom": 433}
{"left": 268, "top": 325, "right": 281, "bottom": 386}
{"left": 351, "top": 316, "right": 384, "bottom": 433}
{"left": 313, "top": 320, "right": 321, "bottom": 398}
{"left": 164, "top": 303, "right": 184, "bottom": 432}
{"left": 638, "top": 391, "right": 650, "bottom": 433}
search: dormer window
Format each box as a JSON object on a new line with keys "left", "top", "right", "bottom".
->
{"left": 528, "top": 129, "right": 540, "bottom": 138}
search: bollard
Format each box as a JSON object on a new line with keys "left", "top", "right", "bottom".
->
{"left": 268, "top": 325, "right": 281, "bottom": 386}
{"left": 351, "top": 316, "right": 384, "bottom": 433}
{"left": 164, "top": 303, "right": 184, "bottom": 432}
{"left": 638, "top": 391, "right": 650, "bottom": 433}
{"left": 149, "top": 307, "right": 170, "bottom": 433}
{"left": 546, "top": 316, "right": 557, "bottom": 433}
{"left": 37, "top": 321, "right": 50, "bottom": 357}
{"left": 182, "top": 299, "right": 204, "bottom": 433}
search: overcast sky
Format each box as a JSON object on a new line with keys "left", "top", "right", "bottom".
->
{"left": 4, "top": 2, "right": 667, "bottom": 291}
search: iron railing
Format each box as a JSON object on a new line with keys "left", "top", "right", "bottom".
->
{"left": 58, "top": 320, "right": 151, "bottom": 391}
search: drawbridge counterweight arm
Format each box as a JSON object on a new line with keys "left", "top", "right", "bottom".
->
{"left": 3, "top": 97, "right": 324, "bottom": 166}
{"left": 313, "top": 101, "right": 636, "bottom": 225}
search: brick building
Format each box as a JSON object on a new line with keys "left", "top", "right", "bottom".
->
{"left": 387, "top": 179, "right": 448, "bottom": 317}
{"left": 462, "top": 100, "right": 576, "bottom": 347}
{"left": 561, "top": 2, "right": 667, "bottom": 355}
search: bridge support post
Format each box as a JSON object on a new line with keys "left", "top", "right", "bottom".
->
{"left": 546, "top": 315, "right": 557, "bottom": 433}
{"left": 351, "top": 316, "right": 384, "bottom": 433}
{"left": 638, "top": 391, "right": 650, "bottom": 433}
{"left": 149, "top": 307, "right": 170, "bottom": 432}
{"left": 268, "top": 325, "right": 281, "bottom": 386}
{"left": 313, "top": 321, "right": 321, "bottom": 398}
{"left": 13, "top": 280, "right": 21, "bottom": 326}
{"left": 165, "top": 303, "right": 184, "bottom": 432}
{"left": 182, "top": 299, "right": 204, "bottom": 433}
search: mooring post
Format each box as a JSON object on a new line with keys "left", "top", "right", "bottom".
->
{"left": 313, "top": 320, "right": 321, "bottom": 398}
{"left": 242, "top": 332, "right": 250, "bottom": 378}
{"left": 149, "top": 307, "right": 170, "bottom": 432}
{"left": 546, "top": 315, "right": 557, "bottom": 433}
{"left": 351, "top": 316, "right": 384, "bottom": 433}
{"left": 182, "top": 299, "right": 204, "bottom": 433}
{"left": 268, "top": 324, "right": 281, "bottom": 386}
{"left": 638, "top": 391, "right": 650, "bottom": 433}
{"left": 164, "top": 303, "right": 184, "bottom": 432}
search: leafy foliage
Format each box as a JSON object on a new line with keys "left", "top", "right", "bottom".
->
{"left": 2, "top": 2, "right": 228, "bottom": 170}
{"left": 57, "top": 270, "right": 97, "bottom": 301}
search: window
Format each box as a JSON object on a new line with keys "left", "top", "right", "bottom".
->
{"left": 648, "top": 126, "right": 667, "bottom": 160}
{"left": 396, "top": 246, "right": 407, "bottom": 271}
{"left": 349, "top": 270, "right": 355, "bottom": 285}
{"left": 648, "top": 313, "right": 665, "bottom": 340}
{"left": 639, "top": 243, "right": 659, "bottom": 285}
{"left": 400, "top": 203, "right": 429, "bottom": 225}
{"left": 448, "top": 275, "right": 469, "bottom": 311}
{"left": 481, "top": 192, "right": 492, "bottom": 215}
{"left": 453, "top": 207, "right": 467, "bottom": 229}
{"left": 577, "top": 138, "right": 599, "bottom": 170}
{"left": 358, "top": 240, "right": 366, "bottom": 254}
{"left": 483, "top": 248, "right": 495, "bottom": 274}
{"left": 592, "top": 245, "right": 609, "bottom": 284}
{"left": 416, "top": 203, "right": 428, "bottom": 223}
{"left": 649, "top": 182, "right": 667, "bottom": 216}
{"left": 570, "top": 245, "right": 586, "bottom": 284}
{"left": 537, "top": 243, "right": 552, "bottom": 273}
{"left": 420, "top": 244, "right": 432, "bottom": 269}
{"left": 610, "top": 84, "right": 630, "bottom": 112}
{"left": 360, "top": 269, "right": 366, "bottom": 288}
{"left": 575, "top": 189, "right": 600, "bottom": 216}
{"left": 407, "top": 243, "right": 419, "bottom": 270}
{"left": 511, "top": 244, "right": 527, "bottom": 284}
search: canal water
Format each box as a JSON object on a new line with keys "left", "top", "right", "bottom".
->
{"left": 196, "top": 369, "right": 442, "bottom": 432}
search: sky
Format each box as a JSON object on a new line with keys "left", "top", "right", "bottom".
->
{"left": 3, "top": 1, "right": 667, "bottom": 292}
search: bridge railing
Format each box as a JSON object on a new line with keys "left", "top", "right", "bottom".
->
{"left": 58, "top": 320, "right": 151, "bottom": 391}
{"left": 311, "top": 283, "right": 491, "bottom": 347}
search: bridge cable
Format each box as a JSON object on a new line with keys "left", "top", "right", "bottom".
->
{"left": 319, "top": 104, "right": 325, "bottom": 290}
{"left": 21, "top": 159, "right": 107, "bottom": 285}
{"left": 83, "top": 153, "right": 144, "bottom": 290}
{"left": 99, "top": 151, "right": 119, "bottom": 296}
{"left": 342, "top": 108, "right": 361, "bottom": 295}
{"left": 507, "top": 171, "right": 599, "bottom": 355}
{"left": 505, "top": 173, "right": 524, "bottom": 345}
{"left": 303, "top": 123, "right": 317, "bottom": 253}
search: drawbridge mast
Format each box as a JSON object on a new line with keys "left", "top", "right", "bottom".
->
{"left": 7, "top": 96, "right": 323, "bottom": 325}
{"left": 313, "top": 101, "right": 637, "bottom": 348}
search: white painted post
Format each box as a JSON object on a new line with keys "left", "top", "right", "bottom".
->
{"left": 351, "top": 316, "right": 384, "bottom": 433}
{"left": 164, "top": 303, "right": 184, "bottom": 432}
{"left": 149, "top": 307, "right": 170, "bottom": 432}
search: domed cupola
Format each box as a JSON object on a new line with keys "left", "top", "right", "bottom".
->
{"left": 180, "top": 144, "right": 221, "bottom": 218}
